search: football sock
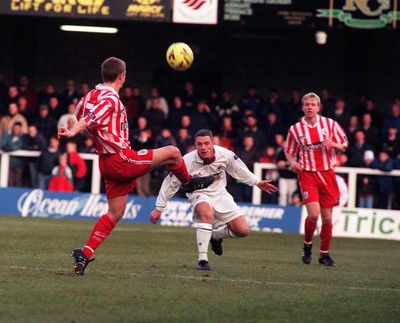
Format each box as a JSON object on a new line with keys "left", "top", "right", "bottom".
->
{"left": 83, "top": 214, "right": 116, "bottom": 259}
{"left": 320, "top": 223, "right": 333, "bottom": 257}
{"left": 169, "top": 159, "right": 190, "bottom": 185}
{"left": 212, "top": 224, "right": 238, "bottom": 240}
{"left": 304, "top": 217, "right": 317, "bottom": 244}
{"left": 196, "top": 223, "right": 213, "bottom": 262}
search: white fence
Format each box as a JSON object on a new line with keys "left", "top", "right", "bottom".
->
{"left": 252, "top": 162, "right": 400, "bottom": 208}
{"left": 0, "top": 150, "right": 101, "bottom": 193}
{"left": 1, "top": 151, "right": 400, "bottom": 208}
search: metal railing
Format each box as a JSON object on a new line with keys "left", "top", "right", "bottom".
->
{"left": 0, "top": 150, "right": 101, "bottom": 193}
{"left": 252, "top": 162, "right": 400, "bottom": 208}
{"left": 2, "top": 151, "right": 400, "bottom": 207}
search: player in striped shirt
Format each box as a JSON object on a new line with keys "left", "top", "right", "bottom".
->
{"left": 58, "top": 57, "right": 217, "bottom": 276}
{"left": 285, "top": 92, "right": 348, "bottom": 267}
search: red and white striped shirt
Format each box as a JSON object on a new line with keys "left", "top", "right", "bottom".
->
{"left": 75, "top": 84, "right": 130, "bottom": 155}
{"left": 285, "top": 115, "right": 348, "bottom": 171}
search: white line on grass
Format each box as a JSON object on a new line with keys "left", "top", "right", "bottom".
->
{"left": 1, "top": 265, "right": 399, "bottom": 293}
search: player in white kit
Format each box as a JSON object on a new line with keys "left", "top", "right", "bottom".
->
{"left": 150, "top": 129, "right": 278, "bottom": 270}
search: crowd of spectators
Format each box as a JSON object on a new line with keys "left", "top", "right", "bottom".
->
{"left": 1, "top": 75, "right": 400, "bottom": 209}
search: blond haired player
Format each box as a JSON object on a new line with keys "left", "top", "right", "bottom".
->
{"left": 58, "top": 57, "right": 217, "bottom": 276}
{"left": 150, "top": 129, "right": 278, "bottom": 270}
{"left": 285, "top": 92, "right": 348, "bottom": 267}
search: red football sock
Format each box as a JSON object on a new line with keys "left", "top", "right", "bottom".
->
{"left": 320, "top": 223, "right": 333, "bottom": 256}
{"left": 304, "top": 217, "right": 317, "bottom": 244}
{"left": 83, "top": 215, "right": 116, "bottom": 259}
{"left": 169, "top": 159, "right": 190, "bottom": 185}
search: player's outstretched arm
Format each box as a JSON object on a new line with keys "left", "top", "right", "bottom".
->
{"left": 58, "top": 119, "right": 87, "bottom": 139}
{"left": 256, "top": 179, "right": 278, "bottom": 194}
{"left": 149, "top": 209, "right": 162, "bottom": 224}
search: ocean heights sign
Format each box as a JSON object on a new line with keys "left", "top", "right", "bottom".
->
{"left": 0, "top": 0, "right": 171, "bottom": 22}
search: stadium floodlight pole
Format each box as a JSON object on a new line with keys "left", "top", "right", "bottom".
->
{"left": 60, "top": 25, "right": 118, "bottom": 34}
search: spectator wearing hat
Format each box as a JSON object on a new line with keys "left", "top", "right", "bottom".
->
{"left": 33, "top": 104, "right": 57, "bottom": 139}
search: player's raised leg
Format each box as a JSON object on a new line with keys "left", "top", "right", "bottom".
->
{"left": 211, "top": 216, "right": 249, "bottom": 256}
{"left": 151, "top": 146, "right": 218, "bottom": 192}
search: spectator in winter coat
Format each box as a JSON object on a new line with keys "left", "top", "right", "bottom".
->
{"left": 66, "top": 141, "right": 87, "bottom": 192}
{"left": 0, "top": 121, "right": 25, "bottom": 187}
{"left": 37, "top": 136, "right": 61, "bottom": 190}
{"left": 371, "top": 150, "right": 394, "bottom": 209}
{"left": 48, "top": 153, "right": 74, "bottom": 192}
{"left": 22, "top": 125, "right": 47, "bottom": 187}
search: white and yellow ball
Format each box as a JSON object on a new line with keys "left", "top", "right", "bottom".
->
{"left": 166, "top": 42, "right": 194, "bottom": 71}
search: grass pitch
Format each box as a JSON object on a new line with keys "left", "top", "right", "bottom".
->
{"left": 0, "top": 215, "right": 399, "bottom": 323}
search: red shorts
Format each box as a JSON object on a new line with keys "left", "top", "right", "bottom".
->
{"left": 298, "top": 169, "right": 340, "bottom": 208}
{"left": 99, "top": 149, "right": 153, "bottom": 199}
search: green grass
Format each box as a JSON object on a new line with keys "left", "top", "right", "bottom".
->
{"left": 0, "top": 215, "right": 399, "bottom": 323}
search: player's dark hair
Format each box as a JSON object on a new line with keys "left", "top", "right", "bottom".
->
{"left": 195, "top": 129, "right": 213, "bottom": 139}
{"left": 101, "top": 57, "right": 126, "bottom": 83}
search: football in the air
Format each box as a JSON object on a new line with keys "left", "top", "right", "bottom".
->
{"left": 166, "top": 42, "right": 194, "bottom": 71}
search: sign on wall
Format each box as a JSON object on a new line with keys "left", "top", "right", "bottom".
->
{"left": 300, "top": 207, "right": 400, "bottom": 241}
{"left": 173, "top": 0, "right": 219, "bottom": 25}
{"left": 0, "top": 187, "right": 302, "bottom": 234}
{"left": 0, "top": 0, "right": 171, "bottom": 22}
{"left": 2, "top": 0, "right": 399, "bottom": 28}
{"left": 223, "top": 0, "right": 400, "bottom": 29}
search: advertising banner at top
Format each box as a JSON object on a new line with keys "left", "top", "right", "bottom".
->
{"left": 0, "top": 0, "right": 171, "bottom": 22}
{"left": 2, "top": 1, "right": 399, "bottom": 29}
{"left": 173, "top": 0, "right": 219, "bottom": 25}
{"left": 222, "top": 0, "right": 400, "bottom": 30}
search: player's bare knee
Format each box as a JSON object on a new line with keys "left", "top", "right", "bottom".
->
{"left": 236, "top": 227, "right": 249, "bottom": 238}
{"left": 108, "top": 210, "right": 125, "bottom": 223}
{"left": 196, "top": 211, "right": 213, "bottom": 223}
{"left": 308, "top": 214, "right": 319, "bottom": 222}
{"left": 166, "top": 146, "right": 182, "bottom": 165}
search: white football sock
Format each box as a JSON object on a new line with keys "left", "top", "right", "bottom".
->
{"left": 196, "top": 223, "right": 212, "bottom": 262}
{"left": 212, "top": 224, "right": 238, "bottom": 240}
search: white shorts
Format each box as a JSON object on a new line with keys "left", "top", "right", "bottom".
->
{"left": 188, "top": 190, "right": 242, "bottom": 228}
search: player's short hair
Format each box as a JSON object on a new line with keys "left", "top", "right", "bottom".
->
{"left": 302, "top": 92, "right": 321, "bottom": 105}
{"left": 195, "top": 129, "right": 213, "bottom": 140}
{"left": 101, "top": 57, "right": 126, "bottom": 83}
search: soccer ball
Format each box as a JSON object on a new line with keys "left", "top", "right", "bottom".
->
{"left": 166, "top": 42, "right": 194, "bottom": 71}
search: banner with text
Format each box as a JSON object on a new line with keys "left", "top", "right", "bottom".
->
{"left": 0, "top": 0, "right": 171, "bottom": 22}
{"left": 222, "top": 0, "right": 400, "bottom": 30}
{"left": 300, "top": 207, "right": 400, "bottom": 241}
{"left": 0, "top": 187, "right": 301, "bottom": 233}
